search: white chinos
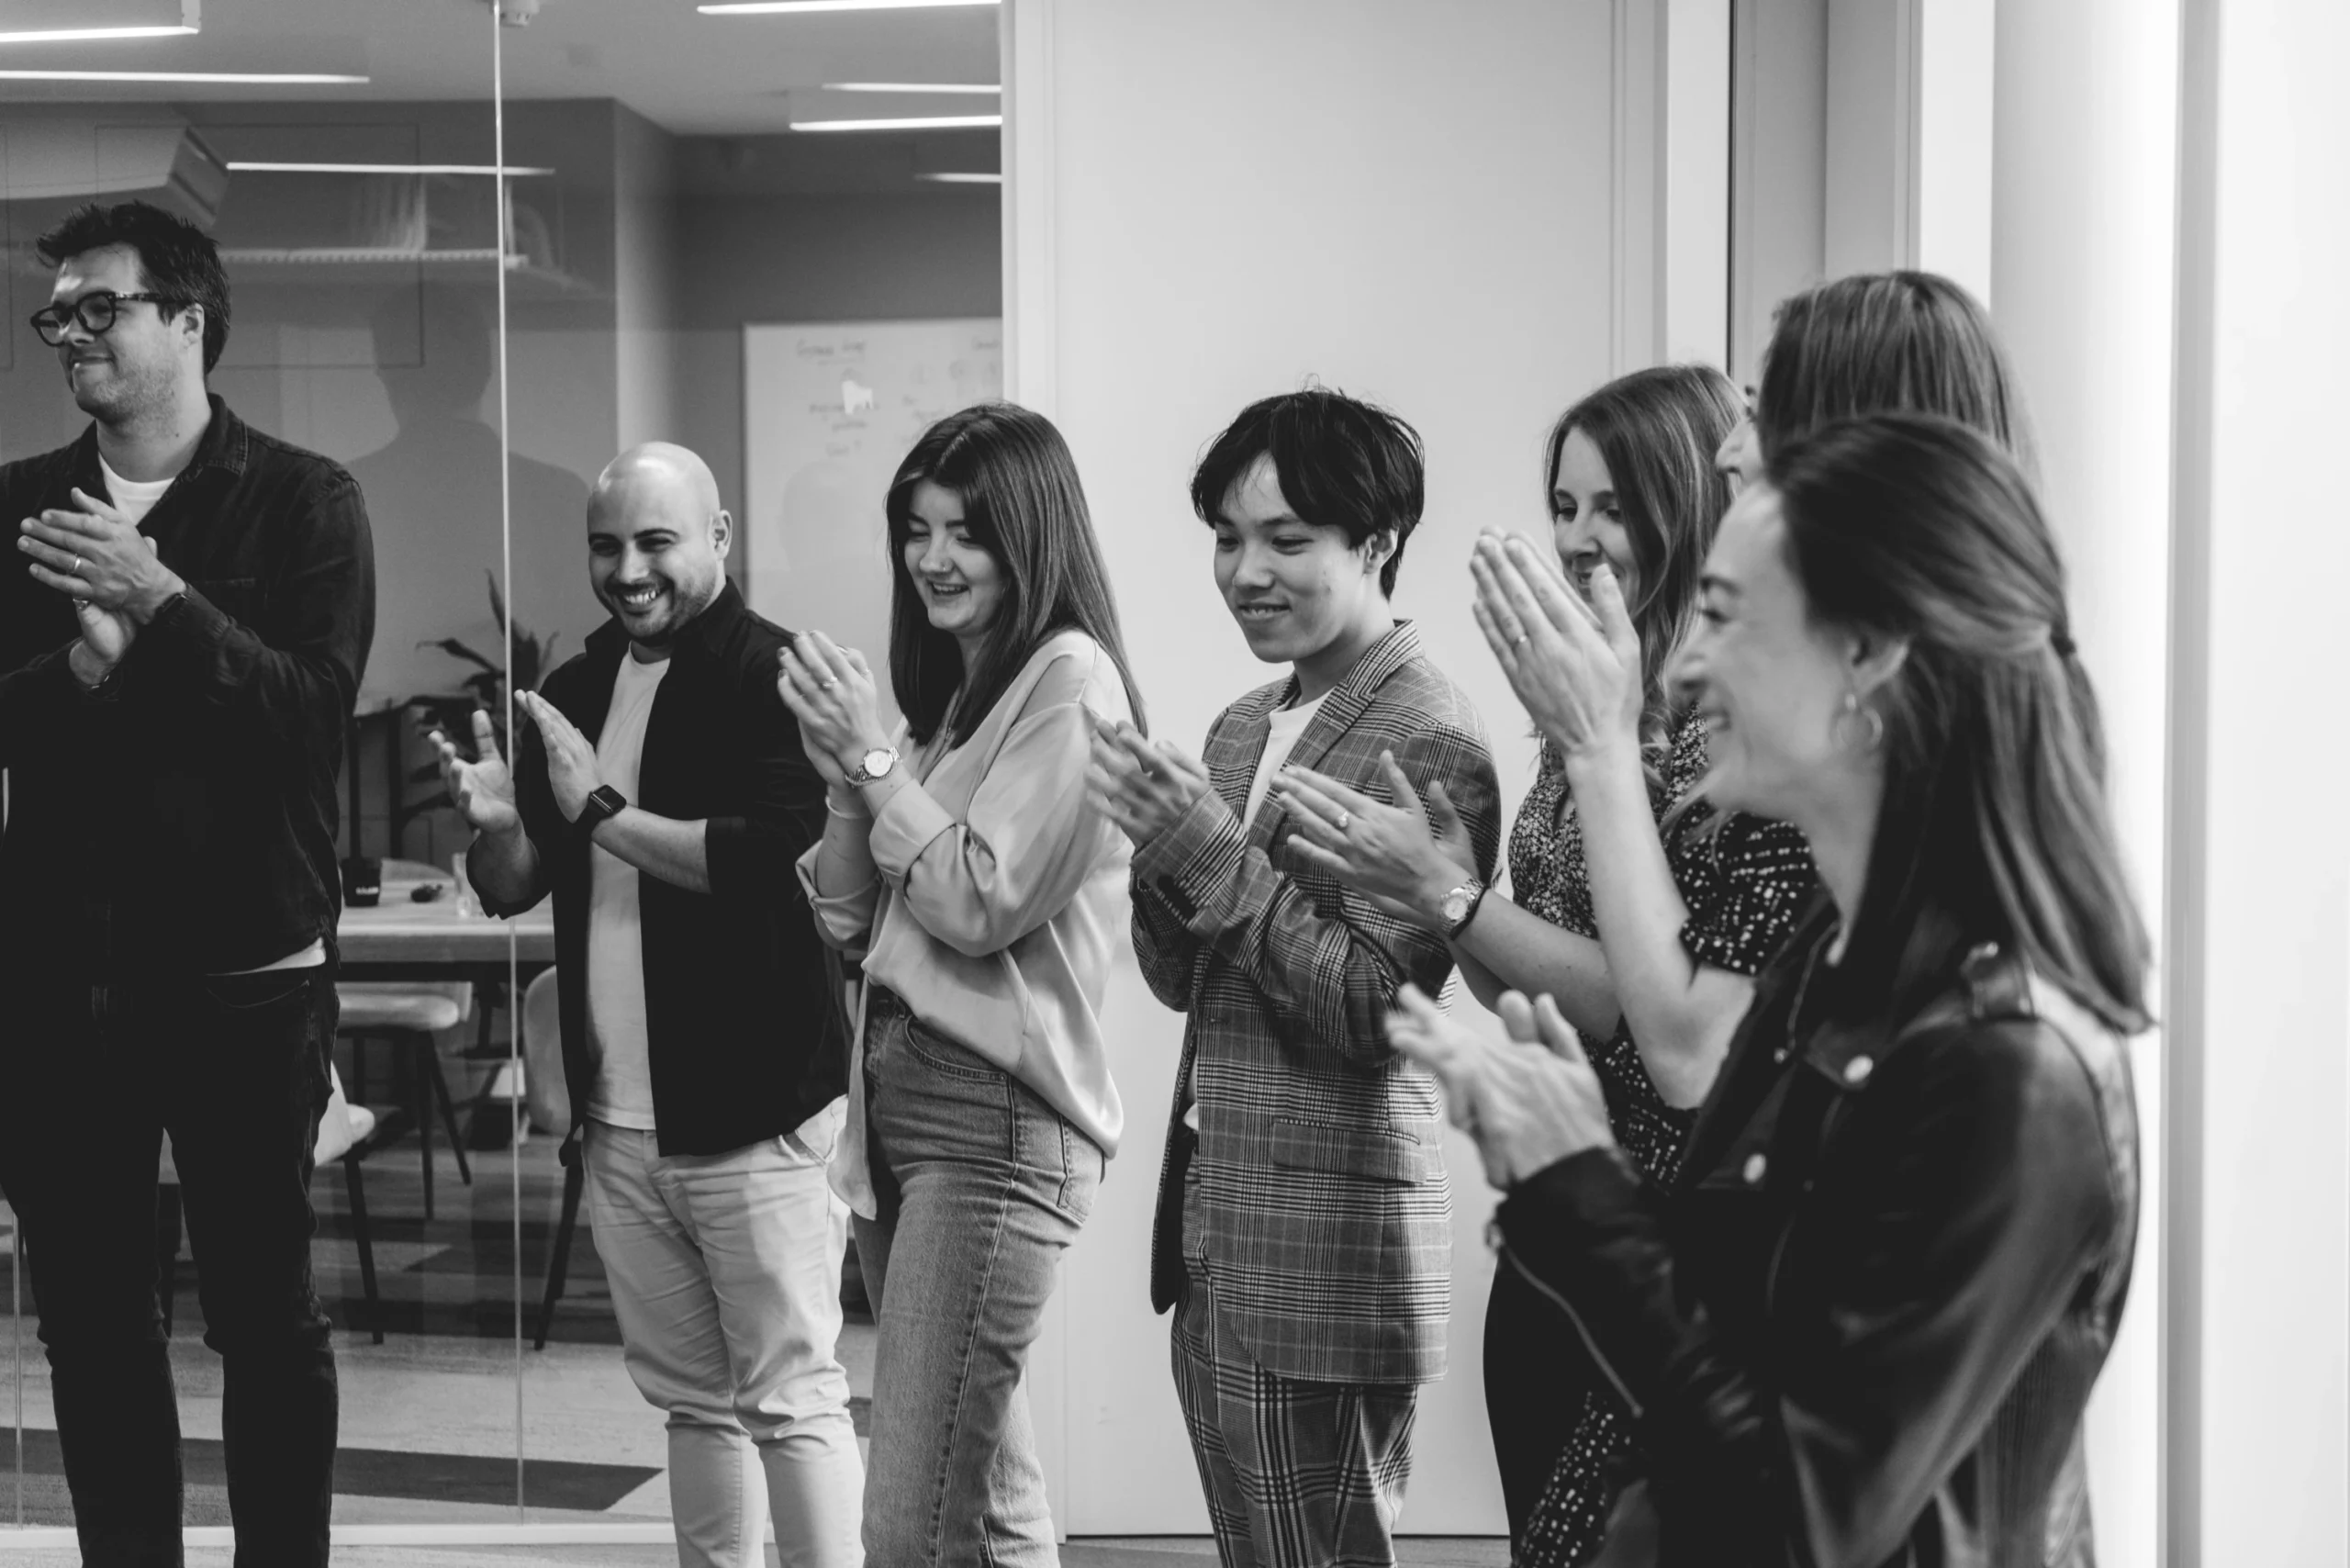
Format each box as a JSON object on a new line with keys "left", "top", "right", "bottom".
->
{"left": 584, "top": 1103, "right": 862, "bottom": 1568}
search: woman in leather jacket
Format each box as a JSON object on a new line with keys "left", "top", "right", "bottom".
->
{"left": 1389, "top": 413, "right": 2147, "bottom": 1568}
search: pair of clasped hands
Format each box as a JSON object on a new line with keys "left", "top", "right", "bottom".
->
{"left": 1089, "top": 530, "right": 1649, "bottom": 1190}
{"left": 16, "top": 487, "right": 179, "bottom": 685}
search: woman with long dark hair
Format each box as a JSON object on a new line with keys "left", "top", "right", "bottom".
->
{"left": 1391, "top": 415, "right": 2144, "bottom": 1567}
{"left": 1409, "top": 274, "right": 2026, "bottom": 1560}
{"left": 1272, "top": 365, "right": 1815, "bottom": 1543}
{"left": 779, "top": 403, "right": 1145, "bottom": 1566}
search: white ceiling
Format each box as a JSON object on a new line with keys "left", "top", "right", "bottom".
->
{"left": 0, "top": 0, "right": 1002, "bottom": 137}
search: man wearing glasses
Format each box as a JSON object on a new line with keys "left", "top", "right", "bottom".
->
{"left": 0, "top": 200, "right": 374, "bottom": 1566}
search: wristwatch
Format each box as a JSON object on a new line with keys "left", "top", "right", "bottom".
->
{"left": 1437, "top": 877, "right": 1488, "bottom": 938}
{"left": 575, "top": 784, "right": 628, "bottom": 837}
{"left": 847, "top": 745, "right": 900, "bottom": 787}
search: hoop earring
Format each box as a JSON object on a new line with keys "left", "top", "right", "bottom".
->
{"left": 1839, "top": 689, "right": 1886, "bottom": 753}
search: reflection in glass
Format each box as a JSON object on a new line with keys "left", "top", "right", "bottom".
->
{"left": 498, "top": 0, "right": 1004, "bottom": 1544}
{"left": 0, "top": 1, "right": 520, "bottom": 1541}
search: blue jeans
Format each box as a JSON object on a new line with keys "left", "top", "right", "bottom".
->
{"left": 855, "top": 989, "right": 1103, "bottom": 1568}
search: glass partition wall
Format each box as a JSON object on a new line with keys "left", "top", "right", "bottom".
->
{"left": 495, "top": 0, "right": 1004, "bottom": 1539}
{"left": 0, "top": 0, "right": 523, "bottom": 1540}
{"left": 2, "top": 0, "right": 1004, "bottom": 1549}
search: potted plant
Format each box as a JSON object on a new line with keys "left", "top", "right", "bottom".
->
{"left": 417, "top": 569, "right": 558, "bottom": 755}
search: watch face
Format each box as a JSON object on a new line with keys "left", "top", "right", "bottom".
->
{"left": 1441, "top": 889, "right": 1470, "bottom": 924}
{"left": 859, "top": 746, "right": 897, "bottom": 780}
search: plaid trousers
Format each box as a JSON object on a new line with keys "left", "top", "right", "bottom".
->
{"left": 1171, "top": 1167, "right": 1418, "bottom": 1568}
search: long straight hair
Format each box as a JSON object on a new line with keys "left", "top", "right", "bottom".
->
{"left": 886, "top": 403, "right": 1145, "bottom": 749}
{"left": 1771, "top": 415, "right": 2149, "bottom": 1033}
{"left": 1543, "top": 364, "right": 1742, "bottom": 786}
{"left": 1757, "top": 271, "right": 2034, "bottom": 474}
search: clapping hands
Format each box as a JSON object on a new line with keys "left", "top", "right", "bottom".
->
{"left": 1471, "top": 532, "right": 1646, "bottom": 771}
{"left": 777, "top": 632, "right": 890, "bottom": 786}
{"left": 1386, "top": 983, "right": 1615, "bottom": 1190}
{"left": 430, "top": 709, "right": 522, "bottom": 838}
{"left": 1087, "top": 714, "right": 1211, "bottom": 846}
{"left": 1269, "top": 751, "right": 1476, "bottom": 925}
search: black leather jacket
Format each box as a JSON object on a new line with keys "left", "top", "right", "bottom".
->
{"left": 1497, "top": 904, "right": 2139, "bottom": 1568}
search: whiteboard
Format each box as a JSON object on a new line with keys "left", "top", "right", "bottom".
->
{"left": 743, "top": 319, "right": 1004, "bottom": 725}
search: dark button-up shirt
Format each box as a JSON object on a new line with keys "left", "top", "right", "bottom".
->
{"left": 481, "top": 582, "right": 848, "bottom": 1158}
{"left": 0, "top": 397, "right": 376, "bottom": 980}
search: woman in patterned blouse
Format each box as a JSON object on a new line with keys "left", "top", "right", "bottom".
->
{"left": 1275, "top": 364, "right": 1815, "bottom": 1554}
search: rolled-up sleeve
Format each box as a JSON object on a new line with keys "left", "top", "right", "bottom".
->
{"left": 866, "top": 694, "right": 1113, "bottom": 960}
{"left": 795, "top": 839, "right": 880, "bottom": 950}
{"left": 705, "top": 661, "right": 825, "bottom": 906}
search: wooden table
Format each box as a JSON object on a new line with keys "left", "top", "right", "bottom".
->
{"left": 337, "top": 871, "right": 555, "bottom": 986}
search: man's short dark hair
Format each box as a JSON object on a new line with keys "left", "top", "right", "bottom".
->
{"left": 37, "top": 201, "right": 230, "bottom": 375}
{"left": 1190, "top": 387, "right": 1425, "bottom": 597}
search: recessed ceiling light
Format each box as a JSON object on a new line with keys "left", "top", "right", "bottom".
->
{"left": 0, "top": 69, "right": 367, "bottom": 83}
{"left": 789, "top": 114, "right": 1002, "bottom": 132}
{"left": 701, "top": 0, "right": 996, "bottom": 14}
{"left": 227, "top": 162, "right": 555, "bottom": 176}
{"left": 824, "top": 83, "right": 1000, "bottom": 95}
{"left": 0, "top": 24, "right": 199, "bottom": 44}
{"left": 917, "top": 172, "right": 1001, "bottom": 185}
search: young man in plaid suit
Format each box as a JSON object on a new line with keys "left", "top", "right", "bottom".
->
{"left": 1091, "top": 389, "right": 1502, "bottom": 1565}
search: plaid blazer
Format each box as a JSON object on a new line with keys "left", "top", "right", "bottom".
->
{"left": 1133, "top": 621, "right": 1502, "bottom": 1386}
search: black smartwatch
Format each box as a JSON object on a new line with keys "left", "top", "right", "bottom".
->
{"left": 575, "top": 784, "right": 627, "bottom": 837}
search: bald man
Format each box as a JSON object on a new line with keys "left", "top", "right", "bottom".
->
{"left": 442, "top": 443, "right": 862, "bottom": 1568}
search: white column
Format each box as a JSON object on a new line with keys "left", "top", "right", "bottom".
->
{"left": 1986, "top": 6, "right": 2182, "bottom": 1565}
{"left": 1659, "top": 0, "right": 1732, "bottom": 367}
{"left": 2165, "top": 0, "right": 2350, "bottom": 1562}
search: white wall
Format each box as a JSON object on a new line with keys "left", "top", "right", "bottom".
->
{"left": 1007, "top": 0, "right": 1631, "bottom": 1536}
{"left": 1987, "top": 5, "right": 2181, "bottom": 1564}
{"left": 673, "top": 188, "right": 1002, "bottom": 549}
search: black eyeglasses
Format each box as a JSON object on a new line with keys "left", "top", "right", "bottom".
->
{"left": 28, "top": 291, "right": 182, "bottom": 346}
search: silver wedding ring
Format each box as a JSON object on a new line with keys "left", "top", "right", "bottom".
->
{"left": 1513, "top": 630, "right": 1529, "bottom": 648}
{"left": 71, "top": 555, "right": 83, "bottom": 577}
{"left": 1335, "top": 809, "right": 1352, "bottom": 833}
{"left": 820, "top": 678, "right": 838, "bottom": 691}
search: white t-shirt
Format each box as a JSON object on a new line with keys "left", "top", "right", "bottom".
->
{"left": 97, "top": 456, "right": 330, "bottom": 976}
{"left": 98, "top": 454, "right": 174, "bottom": 526}
{"left": 585, "top": 652, "right": 671, "bottom": 1131}
{"left": 1186, "top": 692, "right": 1327, "bottom": 1131}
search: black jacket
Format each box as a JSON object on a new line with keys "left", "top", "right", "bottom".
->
{"left": 483, "top": 581, "right": 846, "bottom": 1157}
{"left": 0, "top": 398, "right": 375, "bottom": 980}
{"left": 1499, "top": 903, "right": 2138, "bottom": 1568}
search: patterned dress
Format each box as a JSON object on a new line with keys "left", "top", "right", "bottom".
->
{"left": 1506, "top": 713, "right": 1816, "bottom": 1568}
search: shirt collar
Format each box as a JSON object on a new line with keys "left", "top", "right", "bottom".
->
{"left": 68, "top": 393, "right": 247, "bottom": 491}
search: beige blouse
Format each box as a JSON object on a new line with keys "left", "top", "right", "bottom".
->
{"left": 798, "top": 629, "right": 1136, "bottom": 1202}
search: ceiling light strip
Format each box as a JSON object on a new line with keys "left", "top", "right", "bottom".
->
{"left": 700, "top": 0, "right": 997, "bottom": 15}
{"left": 917, "top": 172, "right": 1001, "bottom": 184}
{"left": 789, "top": 114, "right": 1002, "bottom": 132}
{"left": 226, "top": 162, "right": 556, "bottom": 176}
{"left": 824, "top": 82, "right": 1001, "bottom": 94}
{"left": 0, "top": 25, "right": 199, "bottom": 45}
{"left": 0, "top": 69, "right": 367, "bottom": 83}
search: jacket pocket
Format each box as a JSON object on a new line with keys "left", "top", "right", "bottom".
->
{"left": 1268, "top": 1117, "right": 1429, "bottom": 1184}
